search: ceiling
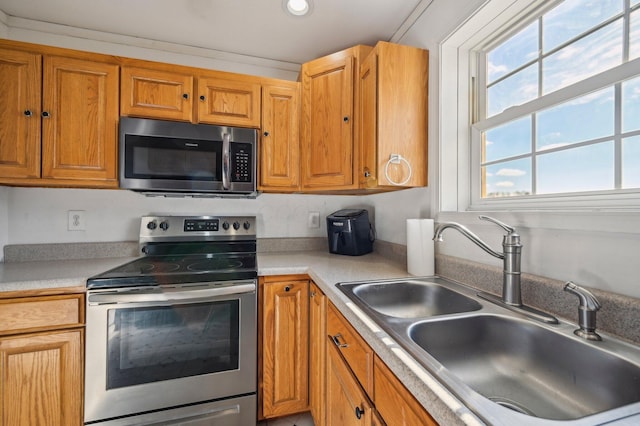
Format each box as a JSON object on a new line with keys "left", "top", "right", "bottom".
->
{"left": 0, "top": 0, "right": 428, "bottom": 65}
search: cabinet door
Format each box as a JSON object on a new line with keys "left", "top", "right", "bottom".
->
{"left": 309, "top": 282, "right": 326, "bottom": 426}
{"left": 0, "top": 48, "right": 41, "bottom": 179}
{"left": 121, "top": 66, "right": 193, "bottom": 122}
{"left": 197, "top": 77, "right": 261, "bottom": 127}
{"left": 359, "top": 51, "right": 378, "bottom": 189}
{"left": 300, "top": 49, "right": 356, "bottom": 190}
{"left": 0, "top": 329, "right": 83, "bottom": 426}
{"left": 262, "top": 278, "right": 309, "bottom": 418}
{"left": 259, "top": 82, "right": 300, "bottom": 192}
{"left": 326, "top": 339, "right": 374, "bottom": 426}
{"left": 41, "top": 56, "right": 119, "bottom": 186}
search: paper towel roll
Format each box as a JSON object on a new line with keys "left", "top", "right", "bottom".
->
{"left": 406, "top": 219, "right": 435, "bottom": 276}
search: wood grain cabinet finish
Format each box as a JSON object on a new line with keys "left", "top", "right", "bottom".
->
{"left": 359, "top": 41, "right": 428, "bottom": 189}
{"left": 327, "top": 302, "right": 374, "bottom": 398}
{"left": 197, "top": 76, "right": 261, "bottom": 127}
{"left": 42, "top": 56, "right": 119, "bottom": 185}
{"left": 120, "top": 66, "right": 194, "bottom": 122}
{"left": 0, "top": 293, "right": 85, "bottom": 426}
{"left": 0, "top": 48, "right": 41, "bottom": 179}
{"left": 326, "top": 339, "right": 375, "bottom": 426}
{"left": 309, "top": 282, "right": 327, "bottom": 426}
{"left": 260, "top": 277, "right": 309, "bottom": 418}
{"left": 0, "top": 42, "right": 119, "bottom": 188}
{"left": 259, "top": 82, "right": 301, "bottom": 192}
{"left": 300, "top": 46, "right": 372, "bottom": 191}
{"left": 374, "top": 356, "right": 438, "bottom": 426}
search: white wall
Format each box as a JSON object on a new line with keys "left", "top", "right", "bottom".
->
{"left": 5, "top": 186, "right": 430, "bottom": 246}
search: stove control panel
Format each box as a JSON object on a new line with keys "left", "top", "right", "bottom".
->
{"left": 140, "top": 215, "right": 256, "bottom": 242}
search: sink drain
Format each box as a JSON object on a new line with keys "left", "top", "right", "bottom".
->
{"left": 489, "top": 397, "right": 536, "bottom": 416}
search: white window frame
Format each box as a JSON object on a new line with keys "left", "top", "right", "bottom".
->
{"left": 439, "top": 0, "right": 640, "bottom": 217}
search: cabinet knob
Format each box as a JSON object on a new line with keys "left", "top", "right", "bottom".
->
{"left": 355, "top": 406, "right": 365, "bottom": 419}
{"left": 284, "top": 286, "right": 291, "bottom": 292}
{"left": 310, "top": 291, "right": 316, "bottom": 297}
{"left": 182, "top": 93, "right": 189, "bottom": 100}
{"left": 24, "top": 110, "right": 32, "bottom": 117}
{"left": 42, "top": 111, "right": 50, "bottom": 118}
{"left": 343, "top": 116, "right": 350, "bottom": 123}
{"left": 199, "top": 95, "right": 206, "bottom": 101}
{"left": 263, "top": 131, "right": 269, "bottom": 137}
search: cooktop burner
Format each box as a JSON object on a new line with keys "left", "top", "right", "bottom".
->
{"left": 87, "top": 215, "right": 257, "bottom": 289}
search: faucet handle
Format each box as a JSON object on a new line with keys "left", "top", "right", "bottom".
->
{"left": 478, "top": 215, "right": 516, "bottom": 234}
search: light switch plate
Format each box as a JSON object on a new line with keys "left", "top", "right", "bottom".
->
{"left": 308, "top": 211, "right": 320, "bottom": 228}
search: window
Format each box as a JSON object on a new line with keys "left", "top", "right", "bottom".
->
{"left": 471, "top": 0, "right": 640, "bottom": 205}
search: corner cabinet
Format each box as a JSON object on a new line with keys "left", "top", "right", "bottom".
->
{"left": 0, "top": 292, "right": 85, "bottom": 426}
{"left": 259, "top": 81, "right": 301, "bottom": 192}
{"left": 300, "top": 46, "right": 372, "bottom": 191}
{"left": 0, "top": 44, "right": 119, "bottom": 188}
{"left": 359, "top": 41, "right": 429, "bottom": 189}
{"left": 309, "top": 282, "right": 327, "bottom": 426}
{"left": 259, "top": 276, "right": 309, "bottom": 419}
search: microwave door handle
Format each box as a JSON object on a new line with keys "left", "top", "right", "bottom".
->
{"left": 222, "top": 133, "right": 231, "bottom": 190}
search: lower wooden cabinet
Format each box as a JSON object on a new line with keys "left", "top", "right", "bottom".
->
{"left": 309, "top": 282, "right": 327, "bottom": 426}
{"left": 0, "top": 292, "right": 85, "bottom": 426}
{"left": 260, "top": 276, "right": 309, "bottom": 418}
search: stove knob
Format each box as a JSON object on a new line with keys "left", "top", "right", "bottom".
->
{"left": 159, "top": 221, "right": 169, "bottom": 231}
{"left": 222, "top": 221, "right": 230, "bottom": 230}
{"left": 233, "top": 221, "right": 240, "bottom": 230}
{"left": 243, "top": 221, "right": 251, "bottom": 230}
{"left": 147, "top": 221, "right": 157, "bottom": 230}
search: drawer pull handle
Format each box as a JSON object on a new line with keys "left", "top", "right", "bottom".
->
{"left": 355, "top": 406, "right": 365, "bottom": 419}
{"left": 284, "top": 286, "right": 291, "bottom": 292}
{"left": 332, "top": 333, "right": 348, "bottom": 348}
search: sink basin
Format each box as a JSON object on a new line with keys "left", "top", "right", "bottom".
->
{"left": 349, "top": 280, "right": 481, "bottom": 318}
{"left": 409, "top": 315, "right": 640, "bottom": 420}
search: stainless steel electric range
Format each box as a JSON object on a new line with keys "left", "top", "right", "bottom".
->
{"left": 85, "top": 215, "right": 257, "bottom": 426}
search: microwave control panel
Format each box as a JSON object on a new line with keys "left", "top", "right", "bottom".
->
{"left": 230, "top": 142, "right": 253, "bottom": 182}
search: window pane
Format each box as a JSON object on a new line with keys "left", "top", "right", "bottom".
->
{"left": 622, "top": 136, "right": 640, "bottom": 188}
{"left": 537, "top": 87, "right": 614, "bottom": 150}
{"left": 543, "top": 0, "right": 622, "bottom": 52}
{"left": 543, "top": 19, "right": 623, "bottom": 94}
{"left": 537, "top": 142, "right": 614, "bottom": 194}
{"left": 483, "top": 158, "right": 531, "bottom": 198}
{"left": 631, "top": 9, "right": 640, "bottom": 61}
{"left": 488, "top": 63, "right": 538, "bottom": 116}
{"left": 484, "top": 117, "right": 531, "bottom": 162}
{"left": 488, "top": 21, "right": 538, "bottom": 83}
{"left": 623, "top": 76, "right": 640, "bottom": 133}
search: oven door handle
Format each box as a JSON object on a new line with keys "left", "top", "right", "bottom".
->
{"left": 88, "top": 282, "right": 255, "bottom": 305}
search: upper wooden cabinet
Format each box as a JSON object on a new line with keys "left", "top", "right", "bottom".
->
{"left": 120, "top": 66, "right": 194, "bottom": 122}
{"left": 259, "top": 81, "right": 301, "bottom": 192}
{"left": 300, "top": 45, "right": 372, "bottom": 191}
{"left": 359, "top": 41, "right": 429, "bottom": 189}
{"left": 0, "top": 42, "right": 119, "bottom": 188}
{"left": 120, "top": 64, "right": 262, "bottom": 128}
{"left": 197, "top": 76, "right": 261, "bottom": 127}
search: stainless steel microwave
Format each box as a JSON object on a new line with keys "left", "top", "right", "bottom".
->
{"left": 119, "top": 117, "right": 258, "bottom": 197}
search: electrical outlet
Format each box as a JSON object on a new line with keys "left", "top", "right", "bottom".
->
{"left": 68, "top": 210, "right": 86, "bottom": 231}
{"left": 308, "top": 211, "right": 320, "bottom": 228}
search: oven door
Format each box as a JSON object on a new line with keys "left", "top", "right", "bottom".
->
{"left": 84, "top": 281, "right": 257, "bottom": 424}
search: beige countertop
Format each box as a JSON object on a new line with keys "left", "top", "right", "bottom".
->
{"left": 0, "top": 250, "right": 482, "bottom": 425}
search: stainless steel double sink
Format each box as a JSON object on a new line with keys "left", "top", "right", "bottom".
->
{"left": 337, "top": 277, "right": 640, "bottom": 425}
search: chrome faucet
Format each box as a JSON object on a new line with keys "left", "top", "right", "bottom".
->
{"left": 564, "top": 281, "right": 602, "bottom": 341}
{"left": 434, "top": 215, "right": 557, "bottom": 324}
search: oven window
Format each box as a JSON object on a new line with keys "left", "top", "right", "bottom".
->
{"left": 106, "top": 300, "right": 239, "bottom": 389}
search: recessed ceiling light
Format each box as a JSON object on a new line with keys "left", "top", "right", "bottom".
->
{"left": 283, "top": 0, "right": 313, "bottom": 16}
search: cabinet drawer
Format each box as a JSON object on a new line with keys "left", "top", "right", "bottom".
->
{"left": 327, "top": 303, "right": 374, "bottom": 397}
{"left": 374, "top": 356, "right": 438, "bottom": 426}
{"left": 0, "top": 294, "right": 84, "bottom": 335}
